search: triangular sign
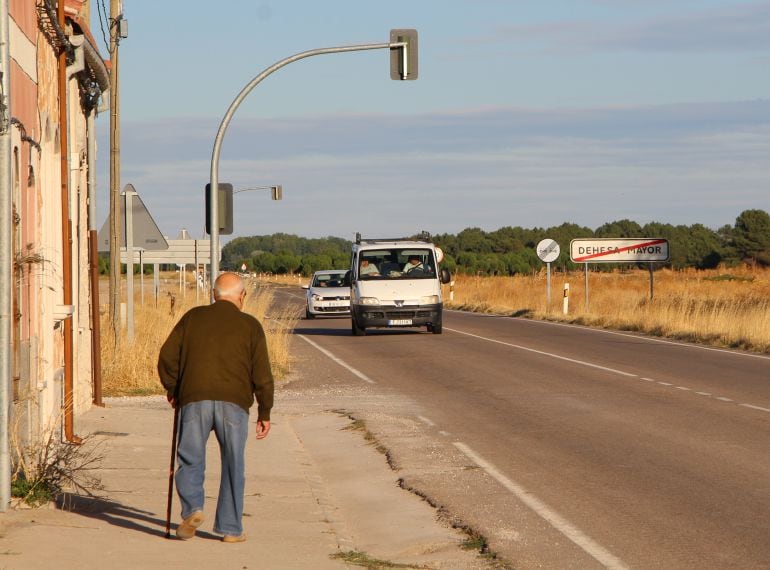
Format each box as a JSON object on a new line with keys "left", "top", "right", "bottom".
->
{"left": 97, "top": 184, "right": 169, "bottom": 252}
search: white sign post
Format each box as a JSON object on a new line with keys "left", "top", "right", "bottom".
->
{"left": 536, "top": 239, "right": 560, "bottom": 307}
{"left": 570, "top": 238, "right": 670, "bottom": 308}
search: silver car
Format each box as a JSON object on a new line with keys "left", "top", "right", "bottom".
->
{"left": 303, "top": 270, "right": 350, "bottom": 319}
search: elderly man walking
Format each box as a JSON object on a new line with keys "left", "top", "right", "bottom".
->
{"left": 158, "top": 272, "right": 274, "bottom": 543}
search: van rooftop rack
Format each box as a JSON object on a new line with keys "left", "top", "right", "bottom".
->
{"left": 355, "top": 231, "right": 431, "bottom": 244}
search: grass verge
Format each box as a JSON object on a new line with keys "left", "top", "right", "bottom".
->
{"left": 444, "top": 267, "right": 770, "bottom": 353}
{"left": 100, "top": 277, "right": 297, "bottom": 396}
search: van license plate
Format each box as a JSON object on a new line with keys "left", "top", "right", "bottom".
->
{"left": 389, "top": 319, "right": 412, "bottom": 326}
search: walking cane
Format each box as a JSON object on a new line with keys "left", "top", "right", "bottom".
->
{"left": 164, "top": 404, "right": 180, "bottom": 539}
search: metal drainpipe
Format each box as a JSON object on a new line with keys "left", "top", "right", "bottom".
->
{"left": 58, "top": 6, "right": 80, "bottom": 444}
{"left": 66, "top": 36, "right": 102, "bottom": 408}
{"left": 0, "top": 0, "right": 14, "bottom": 512}
{"left": 87, "top": 107, "right": 102, "bottom": 406}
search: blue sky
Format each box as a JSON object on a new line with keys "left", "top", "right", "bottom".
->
{"left": 92, "top": 1, "right": 770, "bottom": 242}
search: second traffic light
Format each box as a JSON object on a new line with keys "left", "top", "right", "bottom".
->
{"left": 205, "top": 182, "right": 233, "bottom": 235}
{"left": 390, "top": 29, "right": 418, "bottom": 80}
{"left": 271, "top": 185, "right": 283, "bottom": 200}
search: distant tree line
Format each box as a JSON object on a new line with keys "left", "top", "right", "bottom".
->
{"left": 222, "top": 234, "right": 352, "bottom": 275}
{"left": 221, "top": 209, "right": 770, "bottom": 276}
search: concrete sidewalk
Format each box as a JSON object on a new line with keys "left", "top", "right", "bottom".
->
{"left": 0, "top": 395, "right": 485, "bottom": 569}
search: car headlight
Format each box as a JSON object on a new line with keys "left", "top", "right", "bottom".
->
{"left": 360, "top": 297, "right": 380, "bottom": 306}
{"left": 311, "top": 294, "right": 323, "bottom": 301}
{"left": 420, "top": 295, "right": 439, "bottom": 305}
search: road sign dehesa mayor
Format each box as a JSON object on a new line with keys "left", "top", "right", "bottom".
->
{"left": 570, "top": 238, "right": 669, "bottom": 263}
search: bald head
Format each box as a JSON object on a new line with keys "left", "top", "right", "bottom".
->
{"left": 213, "top": 272, "right": 246, "bottom": 308}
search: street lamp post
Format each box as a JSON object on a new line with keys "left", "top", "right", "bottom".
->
{"left": 209, "top": 34, "right": 415, "bottom": 290}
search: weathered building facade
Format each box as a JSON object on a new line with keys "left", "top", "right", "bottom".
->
{"left": 6, "top": 0, "right": 108, "bottom": 456}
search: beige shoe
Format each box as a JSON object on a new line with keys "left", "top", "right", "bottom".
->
{"left": 222, "top": 533, "right": 247, "bottom": 543}
{"left": 176, "top": 511, "right": 204, "bottom": 540}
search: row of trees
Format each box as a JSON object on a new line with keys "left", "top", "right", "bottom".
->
{"left": 222, "top": 209, "right": 770, "bottom": 276}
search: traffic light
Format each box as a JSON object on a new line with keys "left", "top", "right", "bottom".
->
{"left": 205, "top": 183, "right": 233, "bottom": 235}
{"left": 390, "top": 29, "right": 418, "bottom": 80}
{"left": 271, "top": 185, "right": 283, "bottom": 200}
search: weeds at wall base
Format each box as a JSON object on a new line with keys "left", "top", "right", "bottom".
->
{"left": 11, "top": 473, "right": 54, "bottom": 507}
{"left": 10, "top": 409, "right": 105, "bottom": 508}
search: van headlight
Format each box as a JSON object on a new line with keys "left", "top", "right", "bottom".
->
{"left": 360, "top": 297, "right": 380, "bottom": 306}
{"left": 312, "top": 294, "right": 323, "bottom": 301}
{"left": 420, "top": 295, "right": 439, "bottom": 305}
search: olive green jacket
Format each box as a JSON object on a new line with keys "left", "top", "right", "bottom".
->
{"left": 157, "top": 300, "right": 274, "bottom": 421}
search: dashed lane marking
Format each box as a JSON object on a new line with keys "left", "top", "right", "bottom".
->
{"left": 454, "top": 442, "right": 629, "bottom": 570}
{"left": 417, "top": 415, "right": 435, "bottom": 426}
{"left": 740, "top": 403, "right": 770, "bottom": 413}
{"left": 445, "top": 327, "right": 638, "bottom": 378}
{"left": 445, "top": 327, "right": 770, "bottom": 416}
{"left": 445, "top": 309, "right": 770, "bottom": 361}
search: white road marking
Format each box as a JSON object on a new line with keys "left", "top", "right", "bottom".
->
{"left": 445, "top": 327, "right": 638, "bottom": 378}
{"left": 417, "top": 415, "right": 435, "bottom": 426}
{"left": 445, "top": 309, "right": 770, "bottom": 361}
{"left": 445, "top": 326, "right": 770, "bottom": 415}
{"left": 439, "top": 430, "right": 451, "bottom": 437}
{"left": 297, "top": 335, "right": 375, "bottom": 384}
{"left": 740, "top": 403, "right": 770, "bottom": 413}
{"left": 454, "top": 442, "right": 629, "bottom": 570}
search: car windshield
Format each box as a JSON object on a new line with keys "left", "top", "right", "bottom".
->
{"left": 312, "top": 273, "right": 345, "bottom": 287}
{"left": 358, "top": 248, "right": 436, "bottom": 280}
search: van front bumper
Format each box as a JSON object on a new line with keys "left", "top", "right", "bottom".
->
{"left": 352, "top": 303, "right": 442, "bottom": 329}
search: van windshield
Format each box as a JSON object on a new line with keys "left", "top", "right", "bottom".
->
{"left": 358, "top": 248, "right": 436, "bottom": 280}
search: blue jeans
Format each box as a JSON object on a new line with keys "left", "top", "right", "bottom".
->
{"left": 175, "top": 400, "right": 248, "bottom": 536}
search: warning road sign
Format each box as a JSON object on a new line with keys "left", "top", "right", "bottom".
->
{"left": 570, "top": 238, "right": 669, "bottom": 263}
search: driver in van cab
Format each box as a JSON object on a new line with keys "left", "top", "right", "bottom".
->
{"left": 403, "top": 256, "right": 424, "bottom": 273}
{"left": 360, "top": 259, "right": 380, "bottom": 276}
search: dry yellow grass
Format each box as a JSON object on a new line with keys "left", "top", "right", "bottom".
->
{"left": 444, "top": 266, "right": 770, "bottom": 353}
{"left": 100, "top": 277, "right": 297, "bottom": 397}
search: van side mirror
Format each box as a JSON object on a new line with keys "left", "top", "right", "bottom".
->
{"left": 343, "top": 270, "right": 352, "bottom": 287}
{"left": 440, "top": 268, "right": 451, "bottom": 284}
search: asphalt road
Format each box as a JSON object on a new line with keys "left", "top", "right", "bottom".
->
{"left": 275, "top": 284, "right": 770, "bottom": 569}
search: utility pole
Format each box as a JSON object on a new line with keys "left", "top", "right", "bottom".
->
{"left": 0, "top": 0, "right": 13, "bottom": 512}
{"left": 108, "top": 0, "right": 121, "bottom": 345}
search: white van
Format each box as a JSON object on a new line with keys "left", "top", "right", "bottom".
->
{"left": 347, "top": 232, "right": 451, "bottom": 336}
